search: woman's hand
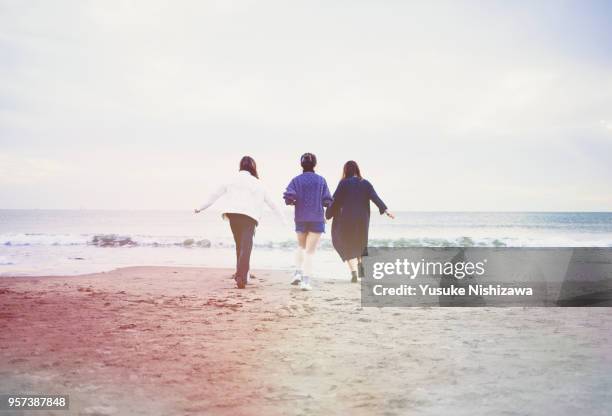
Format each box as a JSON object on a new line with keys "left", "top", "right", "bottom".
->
{"left": 385, "top": 210, "right": 395, "bottom": 219}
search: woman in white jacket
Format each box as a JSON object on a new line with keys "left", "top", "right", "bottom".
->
{"left": 194, "top": 156, "right": 285, "bottom": 289}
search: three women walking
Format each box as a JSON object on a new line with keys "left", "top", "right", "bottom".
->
{"left": 195, "top": 154, "right": 393, "bottom": 289}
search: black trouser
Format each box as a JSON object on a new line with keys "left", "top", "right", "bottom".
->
{"left": 227, "top": 214, "right": 257, "bottom": 284}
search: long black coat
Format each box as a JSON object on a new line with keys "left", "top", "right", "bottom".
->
{"left": 325, "top": 177, "right": 387, "bottom": 261}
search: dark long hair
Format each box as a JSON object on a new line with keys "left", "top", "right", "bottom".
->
{"left": 239, "top": 156, "right": 259, "bottom": 179}
{"left": 342, "top": 160, "right": 362, "bottom": 180}
{"left": 300, "top": 153, "right": 317, "bottom": 172}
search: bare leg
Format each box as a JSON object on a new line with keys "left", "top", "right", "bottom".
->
{"left": 296, "top": 232, "right": 307, "bottom": 250}
{"left": 291, "top": 232, "right": 308, "bottom": 285}
{"left": 295, "top": 232, "right": 306, "bottom": 270}
{"left": 304, "top": 232, "right": 321, "bottom": 255}
{"left": 347, "top": 257, "right": 359, "bottom": 282}
{"left": 302, "top": 232, "right": 321, "bottom": 289}
{"left": 346, "top": 258, "right": 358, "bottom": 272}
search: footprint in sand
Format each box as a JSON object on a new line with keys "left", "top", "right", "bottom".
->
{"left": 303, "top": 305, "right": 317, "bottom": 313}
{"left": 275, "top": 305, "right": 296, "bottom": 318}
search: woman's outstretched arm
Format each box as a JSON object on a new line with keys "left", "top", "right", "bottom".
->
{"left": 368, "top": 181, "right": 394, "bottom": 218}
{"left": 194, "top": 184, "right": 227, "bottom": 213}
{"left": 264, "top": 190, "right": 288, "bottom": 225}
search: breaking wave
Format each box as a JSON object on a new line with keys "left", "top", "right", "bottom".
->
{"left": 1, "top": 233, "right": 612, "bottom": 249}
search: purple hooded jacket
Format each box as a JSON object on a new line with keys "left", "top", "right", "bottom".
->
{"left": 283, "top": 172, "right": 333, "bottom": 222}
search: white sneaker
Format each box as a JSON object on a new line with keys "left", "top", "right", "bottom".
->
{"left": 291, "top": 270, "right": 302, "bottom": 286}
{"left": 300, "top": 276, "right": 312, "bottom": 291}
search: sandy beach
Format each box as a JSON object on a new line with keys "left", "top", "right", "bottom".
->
{"left": 1, "top": 267, "right": 611, "bottom": 416}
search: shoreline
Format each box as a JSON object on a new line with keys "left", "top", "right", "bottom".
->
{"left": 1, "top": 266, "right": 611, "bottom": 415}
{"left": 0, "top": 246, "right": 346, "bottom": 280}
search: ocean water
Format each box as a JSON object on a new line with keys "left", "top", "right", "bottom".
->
{"left": 1, "top": 210, "right": 611, "bottom": 277}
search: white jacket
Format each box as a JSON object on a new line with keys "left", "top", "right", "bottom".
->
{"left": 198, "top": 170, "right": 285, "bottom": 224}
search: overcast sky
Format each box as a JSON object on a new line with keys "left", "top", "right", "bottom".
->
{"left": 1, "top": 0, "right": 611, "bottom": 211}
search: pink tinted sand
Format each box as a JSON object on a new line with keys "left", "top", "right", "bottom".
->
{"left": 1, "top": 266, "right": 611, "bottom": 415}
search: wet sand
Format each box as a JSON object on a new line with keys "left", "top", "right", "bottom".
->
{"left": 1, "top": 267, "right": 611, "bottom": 415}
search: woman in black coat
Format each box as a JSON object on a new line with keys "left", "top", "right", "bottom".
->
{"left": 325, "top": 161, "right": 394, "bottom": 282}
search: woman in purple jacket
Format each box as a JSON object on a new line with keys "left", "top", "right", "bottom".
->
{"left": 283, "top": 153, "right": 333, "bottom": 291}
